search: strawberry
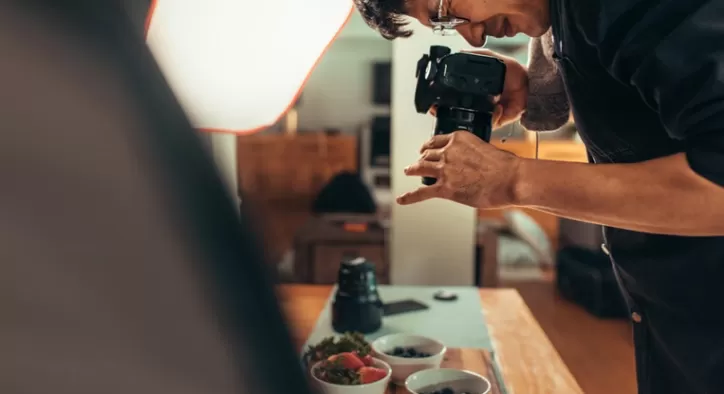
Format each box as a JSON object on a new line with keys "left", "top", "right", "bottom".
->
{"left": 327, "top": 352, "right": 365, "bottom": 370}
{"left": 358, "top": 366, "right": 387, "bottom": 384}
{"left": 360, "top": 354, "right": 373, "bottom": 366}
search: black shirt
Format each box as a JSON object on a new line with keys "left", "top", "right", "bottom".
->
{"left": 550, "top": 0, "right": 724, "bottom": 393}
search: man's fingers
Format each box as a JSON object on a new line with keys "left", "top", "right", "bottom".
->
{"left": 492, "top": 105, "right": 504, "bottom": 128}
{"left": 396, "top": 185, "right": 441, "bottom": 205}
{"left": 502, "top": 103, "right": 524, "bottom": 123}
{"left": 404, "top": 161, "right": 442, "bottom": 178}
{"left": 420, "top": 134, "right": 451, "bottom": 153}
{"left": 494, "top": 93, "right": 527, "bottom": 127}
{"left": 420, "top": 148, "right": 443, "bottom": 161}
{"left": 493, "top": 103, "right": 524, "bottom": 128}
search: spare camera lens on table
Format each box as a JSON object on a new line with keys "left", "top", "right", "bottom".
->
{"left": 331, "top": 256, "right": 384, "bottom": 334}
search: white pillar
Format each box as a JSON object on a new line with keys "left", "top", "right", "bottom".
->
{"left": 389, "top": 21, "right": 476, "bottom": 285}
{"left": 209, "top": 132, "right": 241, "bottom": 210}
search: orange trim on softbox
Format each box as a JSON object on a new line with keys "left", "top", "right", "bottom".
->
{"left": 144, "top": 1, "right": 354, "bottom": 135}
{"left": 144, "top": 0, "right": 158, "bottom": 37}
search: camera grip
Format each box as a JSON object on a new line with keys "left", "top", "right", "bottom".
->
{"left": 422, "top": 176, "right": 438, "bottom": 186}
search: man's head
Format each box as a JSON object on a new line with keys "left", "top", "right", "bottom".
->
{"left": 354, "top": 0, "right": 550, "bottom": 47}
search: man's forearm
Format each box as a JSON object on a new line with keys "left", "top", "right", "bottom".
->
{"left": 512, "top": 152, "right": 724, "bottom": 236}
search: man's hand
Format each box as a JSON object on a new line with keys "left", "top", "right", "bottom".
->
{"left": 397, "top": 131, "right": 521, "bottom": 208}
{"left": 465, "top": 49, "right": 528, "bottom": 129}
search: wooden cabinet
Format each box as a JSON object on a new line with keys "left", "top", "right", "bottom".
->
{"left": 293, "top": 214, "right": 388, "bottom": 284}
{"left": 534, "top": 140, "right": 590, "bottom": 162}
{"left": 491, "top": 139, "right": 588, "bottom": 161}
{"left": 236, "top": 133, "right": 358, "bottom": 204}
{"left": 292, "top": 214, "right": 498, "bottom": 287}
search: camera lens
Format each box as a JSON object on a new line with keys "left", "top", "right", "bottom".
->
{"left": 336, "top": 257, "right": 379, "bottom": 299}
{"left": 332, "top": 257, "right": 383, "bottom": 334}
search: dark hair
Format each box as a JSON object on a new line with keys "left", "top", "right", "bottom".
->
{"left": 352, "top": 0, "right": 413, "bottom": 40}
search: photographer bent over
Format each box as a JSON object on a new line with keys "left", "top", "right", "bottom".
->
{"left": 353, "top": 0, "right": 724, "bottom": 393}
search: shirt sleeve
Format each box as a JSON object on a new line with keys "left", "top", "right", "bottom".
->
{"left": 597, "top": 0, "right": 724, "bottom": 186}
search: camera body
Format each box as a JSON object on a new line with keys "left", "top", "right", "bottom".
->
{"left": 414, "top": 45, "right": 506, "bottom": 185}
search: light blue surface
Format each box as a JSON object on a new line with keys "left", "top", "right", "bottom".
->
{"left": 303, "top": 285, "right": 492, "bottom": 349}
{"left": 301, "top": 285, "right": 509, "bottom": 393}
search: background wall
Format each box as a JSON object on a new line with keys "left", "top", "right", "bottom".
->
{"left": 295, "top": 13, "right": 392, "bottom": 134}
{"left": 209, "top": 132, "right": 239, "bottom": 208}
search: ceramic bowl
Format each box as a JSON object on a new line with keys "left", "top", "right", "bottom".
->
{"left": 310, "top": 357, "right": 391, "bottom": 394}
{"left": 371, "top": 334, "right": 446, "bottom": 385}
{"left": 405, "top": 368, "right": 491, "bottom": 394}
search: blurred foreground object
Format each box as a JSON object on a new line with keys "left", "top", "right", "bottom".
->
{"left": 0, "top": 1, "right": 327, "bottom": 393}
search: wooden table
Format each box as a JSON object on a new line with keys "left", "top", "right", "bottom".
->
{"left": 277, "top": 285, "right": 583, "bottom": 394}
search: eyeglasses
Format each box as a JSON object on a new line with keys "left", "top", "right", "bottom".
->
{"left": 429, "top": 0, "right": 469, "bottom": 36}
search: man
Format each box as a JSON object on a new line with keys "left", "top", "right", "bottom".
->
{"left": 354, "top": 0, "right": 724, "bottom": 393}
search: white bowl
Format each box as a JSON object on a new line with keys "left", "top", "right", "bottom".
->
{"left": 371, "top": 334, "right": 446, "bottom": 385}
{"left": 405, "top": 368, "right": 491, "bottom": 394}
{"left": 310, "top": 357, "right": 391, "bottom": 394}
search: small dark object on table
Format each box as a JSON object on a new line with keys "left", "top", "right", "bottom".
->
{"left": 433, "top": 290, "right": 458, "bottom": 301}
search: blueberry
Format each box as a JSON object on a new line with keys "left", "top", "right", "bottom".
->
{"left": 392, "top": 346, "right": 434, "bottom": 358}
{"left": 441, "top": 388, "right": 454, "bottom": 394}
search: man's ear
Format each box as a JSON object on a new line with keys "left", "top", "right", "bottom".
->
{"left": 145, "top": 0, "right": 353, "bottom": 134}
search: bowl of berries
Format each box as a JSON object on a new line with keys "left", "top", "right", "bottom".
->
{"left": 405, "top": 368, "right": 491, "bottom": 394}
{"left": 310, "top": 352, "right": 391, "bottom": 394}
{"left": 370, "top": 334, "right": 446, "bottom": 385}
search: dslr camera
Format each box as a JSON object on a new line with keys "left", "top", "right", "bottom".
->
{"left": 414, "top": 45, "right": 506, "bottom": 185}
